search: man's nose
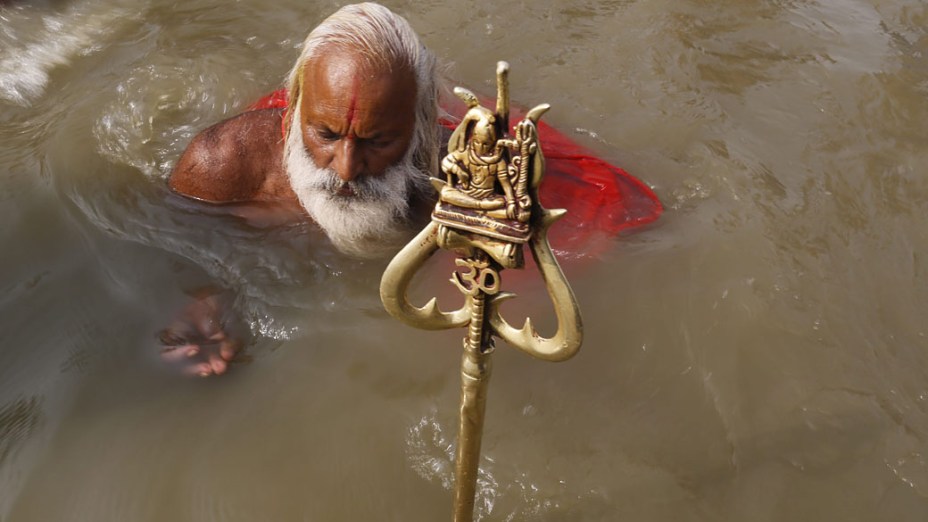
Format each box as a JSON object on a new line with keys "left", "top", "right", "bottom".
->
{"left": 333, "top": 139, "right": 363, "bottom": 182}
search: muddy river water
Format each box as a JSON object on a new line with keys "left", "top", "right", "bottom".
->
{"left": 2, "top": 0, "right": 928, "bottom": 520}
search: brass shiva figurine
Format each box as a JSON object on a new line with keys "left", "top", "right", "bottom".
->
{"left": 380, "top": 62, "right": 582, "bottom": 522}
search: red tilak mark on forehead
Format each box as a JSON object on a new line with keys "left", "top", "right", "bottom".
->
{"left": 345, "top": 82, "right": 359, "bottom": 139}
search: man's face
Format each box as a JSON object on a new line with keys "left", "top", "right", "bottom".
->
{"left": 299, "top": 49, "right": 417, "bottom": 189}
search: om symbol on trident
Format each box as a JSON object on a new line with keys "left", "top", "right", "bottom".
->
{"left": 379, "top": 62, "right": 582, "bottom": 522}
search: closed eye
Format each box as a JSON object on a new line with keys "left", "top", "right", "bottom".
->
{"left": 366, "top": 139, "right": 391, "bottom": 149}
{"left": 316, "top": 127, "right": 341, "bottom": 142}
{"left": 362, "top": 135, "right": 392, "bottom": 149}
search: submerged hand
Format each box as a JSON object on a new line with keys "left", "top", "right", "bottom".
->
{"left": 158, "top": 291, "right": 245, "bottom": 377}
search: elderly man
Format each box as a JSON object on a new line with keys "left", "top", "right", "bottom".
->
{"left": 163, "top": 3, "right": 439, "bottom": 376}
{"left": 170, "top": 2, "right": 438, "bottom": 257}
{"left": 162, "top": 3, "right": 663, "bottom": 376}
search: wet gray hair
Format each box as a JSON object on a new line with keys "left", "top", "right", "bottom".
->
{"left": 283, "top": 2, "right": 439, "bottom": 177}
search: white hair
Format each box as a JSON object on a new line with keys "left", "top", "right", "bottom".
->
{"left": 283, "top": 2, "right": 439, "bottom": 177}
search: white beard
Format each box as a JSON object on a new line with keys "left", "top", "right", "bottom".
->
{"left": 285, "top": 105, "right": 426, "bottom": 259}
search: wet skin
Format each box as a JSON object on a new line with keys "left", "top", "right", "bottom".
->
{"left": 164, "top": 49, "right": 419, "bottom": 376}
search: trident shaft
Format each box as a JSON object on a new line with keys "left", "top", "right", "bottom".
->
{"left": 449, "top": 252, "right": 498, "bottom": 521}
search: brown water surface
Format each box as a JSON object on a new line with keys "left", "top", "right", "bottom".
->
{"left": 2, "top": 0, "right": 928, "bottom": 520}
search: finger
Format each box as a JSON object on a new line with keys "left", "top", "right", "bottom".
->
{"left": 219, "top": 340, "right": 239, "bottom": 362}
{"left": 182, "top": 362, "right": 214, "bottom": 378}
{"left": 160, "top": 344, "right": 199, "bottom": 363}
{"left": 185, "top": 345, "right": 200, "bottom": 358}
{"left": 208, "top": 354, "right": 228, "bottom": 376}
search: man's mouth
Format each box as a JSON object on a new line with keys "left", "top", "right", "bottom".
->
{"left": 334, "top": 184, "right": 355, "bottom": 198}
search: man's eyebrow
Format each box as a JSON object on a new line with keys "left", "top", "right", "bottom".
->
{"left": 314, "top": 124, "right": 341, "bottom": 136}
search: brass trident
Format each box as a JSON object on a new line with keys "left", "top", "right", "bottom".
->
{"left": 380, "top": 62, "right": 582, "bottom": 522}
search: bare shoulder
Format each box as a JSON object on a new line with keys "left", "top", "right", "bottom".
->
{"left": 169, "top": 109, "right": 287, "bottom": 203}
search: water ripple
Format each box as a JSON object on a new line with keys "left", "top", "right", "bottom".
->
{"left": 0, "top": 2, "right": 141, "bottom": 107}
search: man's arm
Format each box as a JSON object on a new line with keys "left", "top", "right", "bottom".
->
{"left": 161, "top": 108, "right": 291, "bottom": 377}
{"left": 169, "top": 109, "right": 287, "bottom": 203}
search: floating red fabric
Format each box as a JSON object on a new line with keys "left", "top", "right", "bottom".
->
{"left": 248, "top": 89, "right": 289, "bottom": 111}
{"left": 248, "top": 89, "right": 662, "bottom": 256}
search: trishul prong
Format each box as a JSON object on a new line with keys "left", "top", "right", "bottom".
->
{"left": 380, "top": 221, "right": 472, "bottom": 330}
{"left": 487, "top": 207, "right": 583, "bottom": 362}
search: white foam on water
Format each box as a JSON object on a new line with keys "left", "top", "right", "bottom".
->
{"left": 405, "top": 409, "right": 501, "bottom": 520}
{"left": 0, "top": 4, "right": 137, "bottom": 107}
{"left": 405, "top": 408, "right": 575, "bottom": 521}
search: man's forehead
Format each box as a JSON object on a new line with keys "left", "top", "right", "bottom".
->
{"left": 307, "top": 50, "right": 370, "bottom": 88}
{"left": 302, "top": 50, "right": 415, "bottom": 106}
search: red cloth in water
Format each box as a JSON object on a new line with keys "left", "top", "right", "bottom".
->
{"left": 248, "top": 89, "right": 662, "bottom": 255}
{"left": 248, "top": 89, "right": 291, "bottom": 140}
{"left": 249, "top": 88, "right": 290, "bottom": 111}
